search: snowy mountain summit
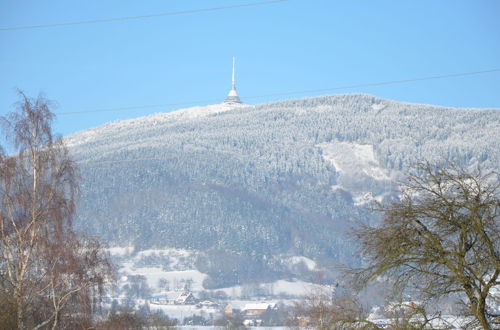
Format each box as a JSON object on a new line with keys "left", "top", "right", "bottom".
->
{"left": 67, "top": 94, "right": 500, "bottom": 287}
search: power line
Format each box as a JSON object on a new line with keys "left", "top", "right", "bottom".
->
{"left": 56, "top": 68, "right": 500, "bottom": 115}
{"left": 243, "top": 68, "right": 500, "bottom": 100}
{"left": 58, "top": 99, "right": 222, "bottom": 115}
{"left": 0, "top": 0, "right": 288, "bottom": 31}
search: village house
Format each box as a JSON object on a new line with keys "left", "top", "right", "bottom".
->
{"left": 150, "top": 291, "right": 196, "bottom": 305}
{"left": 242, "top": 302, "right": 277, "bottom": 317}
{"left": 175, "top": 291, "right": 196, "bottom": 305}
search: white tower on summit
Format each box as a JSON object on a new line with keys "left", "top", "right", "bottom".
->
{"left": 224, "top": 57, "right": 242, "bottom": 104}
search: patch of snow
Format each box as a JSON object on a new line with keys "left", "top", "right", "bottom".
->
{"left": 330, "top": 184, "right": 343, "bottom": 191}
{"left": 164, "top": 103, "right": 249, "bottom": 121}
{"left": 369, "top": 315, "right": 473, "bottom": 329}
{"left": 243, "top": 302, "right": 276, "bottom": 310}
{"left": 222, "top": 299, "right": 290, "bottom": 310}
{"left": 318, "top": 141, "right": 393, "bottom": 205}
{"left": 353, "top": 192, "right": 384, "bottom": 206}
{"left": 119, "top": 249, "right": 206, "bottom": 291}
{"left": 136, "top": 248, "right": 193, "bottom": 257}
{"left": 107, "top": 246, "right": 134, "bottom": 256}
{"left": 177, "top": 327, "right": 288, "bottom": 330}
{"left": 286, "top": 256, "right": 317, "bottom": 271}
{"left": 272, "top": 280, "right": 323, "bottom": 297}
{"left": 148, "top": 303, "right": 219, "bottom": 322}
{"left": 319, "top": 142, "right": 389, "bottom": 180}
{"left": 206, "top": 279, "right": 324, "bottom": 299}
{"left": 371, "top": 103, "right": 386, "bottom": 111}
{"left": 125, "top": 266, "right": 206, "bottom": 291}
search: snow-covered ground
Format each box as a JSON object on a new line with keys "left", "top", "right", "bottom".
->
{"left": 105, "top": 247, "right": 336, "bottom": 323}
{"left": 369, "top": 315, "right": 473, "bottom": 329}
{"left": 123, "top": 267, "right": 207, "bottom": 292}
{"left": 162, "top": 103, "right": 250, "bottom": 121}
{"left": 317, "top": 141, "right": 393, "bottom": 205}
{"left": 148, "top": 303, "right": 220, "bottom": 321}
{"left": 285, "top": 256, "right": 317, "bottom": 271}
{"left": 111, "top": 248, "right": 206, "bottom": 291}
{"left": 106, "top": 247, "right": 489, "bottom": 328}
{"left": 107, "top": 246, "right": 134, "bottom": 256}
{"left": 65, "top": 103, "right": 250, "bottom": 149}
{"left": 177, "top": 327, "right": 289, "bottom": 330}
{"left": 111, "top": 247, "right": 325, "bottom": 299}
{"left": 318, "top": 141, "right": 390, "bottom": 181}
{"left": 208, "top": 279, "right": 324, "bottom": 299}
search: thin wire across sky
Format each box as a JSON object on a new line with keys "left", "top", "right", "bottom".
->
{"left": 0, "top": 0, "right": 288, "bottom": 31}
{"left": 56, "top": 68, "right": 500, "bottom": 115}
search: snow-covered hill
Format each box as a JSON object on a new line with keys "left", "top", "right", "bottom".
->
{"left": 66, "top": 94, "right": 500, "bottom": 287}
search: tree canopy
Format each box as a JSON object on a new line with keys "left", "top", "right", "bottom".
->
{"left": 354, "top": 163, "right": 500, "bottom": 329}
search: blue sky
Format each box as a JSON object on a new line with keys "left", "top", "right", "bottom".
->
{"left": 1, "top": 0, "right": 499, "bottom": 136}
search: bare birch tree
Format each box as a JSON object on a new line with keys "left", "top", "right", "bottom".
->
{"left": 353, "top": 163, "right": 500, "bottom": 329}
{"left": 0, "top": 92, "right": 112, "bottom": 329}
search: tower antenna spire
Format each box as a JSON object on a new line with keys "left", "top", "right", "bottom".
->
{"left": 224, "top": 56, "right": 242, "bottom": 104}
{"left": 232, "top": 56, "right": 236, "bottom": 89}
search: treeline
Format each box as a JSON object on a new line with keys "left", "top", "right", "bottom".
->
{"left": 67, "top": 94, "right": 499, "bottom": 287}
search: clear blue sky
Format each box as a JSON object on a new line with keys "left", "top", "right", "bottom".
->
{"left": 1, "top": 0, "right": 499, "bottom": 136}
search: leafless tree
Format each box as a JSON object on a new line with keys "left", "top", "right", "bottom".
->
{"left": 0, "top": 92, "right": 113, "bottom": 329}
{"left": 379, "top": 300, "right": 449, "bottom": 330}
{"left": 353, "top": 163, "right": 500, "bottom": 329}
{"left": 288, "top": 286, "right": 379, "bottom": 329}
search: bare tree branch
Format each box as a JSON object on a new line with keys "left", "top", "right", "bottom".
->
{"left": 0, "top": 92, "right": 113, "bottom": 329}
{"left": 352, "top": 162, "right": 500, "bottom": 329}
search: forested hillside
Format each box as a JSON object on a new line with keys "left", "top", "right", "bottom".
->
{"left": 66, "top": 94, "right": 500, "bottom": 287}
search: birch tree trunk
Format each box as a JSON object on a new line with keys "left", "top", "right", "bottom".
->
{"left": 0, "top": 92, "right": 112, "bottom": 329}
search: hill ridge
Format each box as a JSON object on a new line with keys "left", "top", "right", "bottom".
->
{"left": 68, "top": 93, "right": 500, "bottom": 287}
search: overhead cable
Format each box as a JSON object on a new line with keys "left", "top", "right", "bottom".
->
{"left": 56, "top": 68, "right": 500, "bottom": 115}
{"left": 243, "top": 68, "right": 500, "bottom": 100}
{"left": 0, "top": 0, "right": 288, "bottom": 31}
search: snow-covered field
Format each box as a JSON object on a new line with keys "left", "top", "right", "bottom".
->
{"left": 105, "top": 247, "right": 489, "bottom": 328}
{"left": 106, "top": 247, "right": 326, "bottom": 322}
{"left": 110, "top": 248, "right": 206, "bottom": 291}
{"left": 177, "top": 327, "right": 289, "bottom": 330}
{"left": 369, "top": 315, "right": 473, "bottom": 329}
{"left": 285, "top": 256, "right": 317, "bottom": 271}
{"left": 111, "top": 247, "right": 326, "bottom": 299}
{"left": 148, "top": 304, "right": 220, "bottom": 321}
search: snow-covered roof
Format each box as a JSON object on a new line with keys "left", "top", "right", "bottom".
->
{"left": 243, "top": 302, "right": 276, "bottom": 310}
{"left": 176, "top": 291, "right": 194, "bottom": 302}
{"left": 152, "top": 291, "right": 180, "bottom": 300}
